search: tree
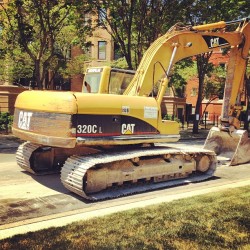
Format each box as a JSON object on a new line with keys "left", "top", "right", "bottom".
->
{"left": 0, "top": 49, "right": 34, "bottom": 85}
{"left": 131, "top": 0, "right": 189, "bottom": 68}
{"left": 0, "top": 0, "right": 90, "bottom": 89}
{"left": 86, "top": 0, "right": 188, "bottom": 70}
{"left": 60, "top": 54, "right": 89, "bottom": 81}
{"left": 192, "top": 52, "right": 213, "bottom": 133}
{"left": 184, "top": 0, "right": 250, "bottom": 25}
{"left": 203, "top": 66, "right": 225, "bottom": 99}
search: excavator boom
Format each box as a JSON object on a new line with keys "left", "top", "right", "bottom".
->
{"left": 124, "top": 20, "right": 244, "bottom": 100}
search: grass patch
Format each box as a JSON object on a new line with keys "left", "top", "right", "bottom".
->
{"left": 1, "top": 186, "right": 250, "bottom": 250}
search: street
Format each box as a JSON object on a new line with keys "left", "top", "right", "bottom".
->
{"left": 0, "top": 140, "right": 250, "bottom": 239}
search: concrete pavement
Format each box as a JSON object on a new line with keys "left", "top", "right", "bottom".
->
{"left": 1, "top": 176, "right": 249, "bottom": 240}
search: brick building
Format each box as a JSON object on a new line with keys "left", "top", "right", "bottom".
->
{"left": 70, "top": 11, "right": 115, "bottom": 91}
{"left": 185, "top": 49, "right": 230, "bottom": 122}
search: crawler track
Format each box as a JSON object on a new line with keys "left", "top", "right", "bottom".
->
{"left": 16, "top": 142, "right": 40, "bottom": 174}
{"left": 61, "top": 146, "right": 217, "bottom": 200}
{"left": 16, "top": 142, "right": 63, "bottom": 175}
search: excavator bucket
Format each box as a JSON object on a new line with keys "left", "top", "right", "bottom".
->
{"left": 204, "top": 126, "right": 250, "bottom": 166}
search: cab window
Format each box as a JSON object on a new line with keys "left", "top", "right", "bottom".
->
{"left": 83, "top": 73, "right": 101, "bottom": 93}
{"left": 109, "top": 71, "right": 134, "bottom": 94}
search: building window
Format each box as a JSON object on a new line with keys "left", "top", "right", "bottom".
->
{"left": 98, "top": 8, "right": 107, "bottom": 24}
{"left": 98, "top": 41, "right": 107, "bottom": 60}
{"left": 191, "top": 87, "right": 197, "bottom": 97}
{"left": 219, "top": 62, "right": 226, "bottom": 69}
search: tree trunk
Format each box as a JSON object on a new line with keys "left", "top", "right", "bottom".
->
{"left": 34, "top": 60, "right": 42, "bottom": 89}
{"left": 193, "top": 52, "right": 212, "bottom": 134}
{"left": 193, "top": 70, "right": 205, "bottom": 133}
{"left": 48, "top": 70, "right": 54, "bottom": 90}
{"left": 124, "top": 52, "right": 133, "bottom": 70}
{"left": 193, "top": 90, "right": 203, "bottom": 133}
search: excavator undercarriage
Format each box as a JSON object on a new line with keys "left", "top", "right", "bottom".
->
{"left": 16, "top": 142, "right": 216, "bottom": 200}
{"left": 61, "top": 147, "right": 216, "bottom": 200}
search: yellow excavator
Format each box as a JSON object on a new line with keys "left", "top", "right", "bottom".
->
{"left": 12, "top": 18, "right": 250, "bottom": 200}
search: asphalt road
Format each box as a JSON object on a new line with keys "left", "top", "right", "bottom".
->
{"left": 0, "top": 141, "right": 250, "bottom": 239}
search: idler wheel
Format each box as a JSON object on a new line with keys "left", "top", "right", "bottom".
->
{"left": 197, "top": 155, "right": 210, "bottom": 172}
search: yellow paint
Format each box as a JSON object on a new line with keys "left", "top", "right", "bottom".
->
{"left": 15, "top": 90, "right": 78, "bottom": 114}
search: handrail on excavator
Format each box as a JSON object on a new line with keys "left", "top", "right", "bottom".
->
{"left": 225, "top": 17, "right": 249, "bottom": 25}
{"left": 192, "top": 17, "right": 249, "bottom": 31}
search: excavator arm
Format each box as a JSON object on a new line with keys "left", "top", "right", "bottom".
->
{"left": 196, "top": 19, "right": 250, "bottom": 165}
{"left": 124, "top": 19, "right": 246, "bottom": 102}
{"left": 125, "top": 18, "right": 250, "bottom": 166}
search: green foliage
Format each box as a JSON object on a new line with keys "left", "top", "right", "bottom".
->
{"left": 0, "top": 186, "right": 249, "bottom": 249}
{"left": 0, "top": 49, "right": 34, "bottom": 84}
{"left": 87, "top": 0, "right": 190, "bottom": 69}
{"left": 185, "top": 0, "right": 250, "bottom": 25}
{"left": 203, "top": 65, "right": 226, "bottom": 99}
{"left": 0, "top": 112, "right": 13, "bottom": 133}
{"left": 110, "top": 57, "right": 129, "bottom": 69}
{"left": 169, "top": 58, "right": 195, "bottom": 97}
{"left": 174, "top": 59, "right": 196, "bottom": 79}
{"left": 0, "top": 0, "right": 91, "bottom": 88}
{"left": 61, "top": 54, "right": 89, "bottom": 79}
{"left": 204, "top": 80, "right": 225, "bottom": 100}
{"left": 163, "top": 114, "right": 180, "bottom": 123}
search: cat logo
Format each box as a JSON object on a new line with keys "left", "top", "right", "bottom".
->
{"left": 121, "top": 123, "right": 135, "bottom": 134}
{"left": 203, "top": 35, "right": 229, "bottom": 49}
{"left": 18, "top": 111, "right": 33, "bottom": 130}
{"left": 210, "top": 37, "right": 219, "bottom": 48}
